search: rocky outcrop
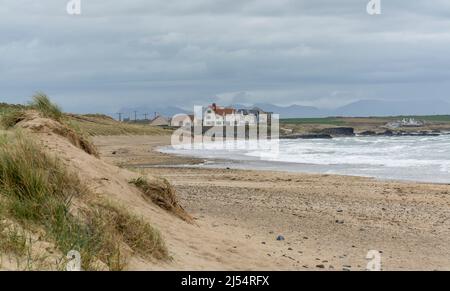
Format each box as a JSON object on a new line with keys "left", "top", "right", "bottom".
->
{"left": 358, "top": 131, "right": 377, "bottom": 136}
{"left": 380, "top": 130, "right": 394, "bottom": 136}
{"left": 283, "top": 134, "right": 332, "bottom": 140}
{"left": 319, "top": 127, "right": 355, "bottom": 137}
{"left": 398, "top": 132, "right": 440, "bottom": 137}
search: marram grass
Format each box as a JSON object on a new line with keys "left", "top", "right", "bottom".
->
{"left": 0, "top": 132, "right": 168, "bottom": 270}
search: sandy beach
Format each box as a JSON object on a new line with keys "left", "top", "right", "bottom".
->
{"left": 93, "top": 135, "right": 450, "bottom": 271}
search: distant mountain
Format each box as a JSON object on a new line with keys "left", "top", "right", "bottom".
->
{"left": 118, "top": 99, "right": 450, "bottom": 120}
{"left": 118, "top": 106, "right": 189, "bottom": 119}
{"left": 333, "top": 99, "right": 450, "bottom": 117}
{"left": 229, "top": 103, "right": 327, "bottom": 118}
{"left": 230, "top": 100, "right": 450, "bottom": 118}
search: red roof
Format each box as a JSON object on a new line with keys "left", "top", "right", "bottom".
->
{"left": 215, "top": 108, "right": 235, "bottom": 116}
{"left": 209, "top": 104, "right": 235, "bottom": 116}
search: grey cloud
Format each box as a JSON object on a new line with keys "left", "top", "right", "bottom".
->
{"left": 1, "top": 1, "right": 450, "bottom": 114}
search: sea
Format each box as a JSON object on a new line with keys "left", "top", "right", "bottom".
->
{"left": 160, "top": 135, "right": 450, "bottom": 184}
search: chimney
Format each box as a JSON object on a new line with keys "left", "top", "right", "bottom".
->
{"left": 212, "top": 103, "right": 217, "bottom": 112}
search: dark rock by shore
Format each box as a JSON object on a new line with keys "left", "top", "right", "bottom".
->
{"left": 380, "top": 130, "right": 394, "bottom": 136}
{"left": 282, "top": 134, "right": 332, "bottom": 140}
{"left": 398, "top": 132, "right": 440, "bottom": 137}
{"left": 319, "top": 127, "right": 355, "bottom": 137}
{"left": 359, "top": 130, "right": 377, "bottom": 136}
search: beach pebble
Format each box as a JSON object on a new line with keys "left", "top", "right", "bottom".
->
{"left": 316, "top": 264, "right": 325, "bottom": 269}
{"left": 276, "top": 235, "right": 285, "bottom": 241}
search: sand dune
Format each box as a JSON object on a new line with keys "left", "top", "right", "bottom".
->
{"left": 5, "top": 117, "right": 286, "bottom": 270}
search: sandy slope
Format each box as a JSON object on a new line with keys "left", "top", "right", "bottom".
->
{"left": 16, "top": 126, "right": 290, "bottom": 270}
{"left": 93, "top": 135, "right": 450, "bottom": 271}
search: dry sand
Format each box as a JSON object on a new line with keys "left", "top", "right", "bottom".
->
{"left": 93, "top": 135, "right": 450, "bottom": 271}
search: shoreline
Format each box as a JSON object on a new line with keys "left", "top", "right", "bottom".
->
{"left": 137, "top": 163, "right": 450, "bottom": 187}
{"left": 93, "top": 135, "right": 450, "bottom": 270}
{"left": 155, "top": 143, "right": 450, "bottom": 186}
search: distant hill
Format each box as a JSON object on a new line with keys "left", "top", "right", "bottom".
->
{"left": 229, "top": 103, "right": 327, "bottom": 118}
{"left": 332, "top": 99, "right": 450, "bottom": 117}
{"left": 117, "top": 99, "right": 450, "bottom": 120}
{"left": 231, "top": 100, "right": 450, "bottom": 118}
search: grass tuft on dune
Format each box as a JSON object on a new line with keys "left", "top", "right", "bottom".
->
{"left": 88, "top": 201, "right": 169, "bottom": 260}
{"left": 0, "top": 94, "right": 99, "bottom": 157}
{"left": 29, "top": 93, "right": 63, "bottom": 122}
{"left": 0, "top": 110, "right": 27, "bottom": 129}
{"left": 0, "top": 132, "right": 169, "bottom": 270}
{"left": 130, "top": 176, "right": 193, "bottom": 223}
{"left": 67, "top": 114, "right": 172, "bottom": 136}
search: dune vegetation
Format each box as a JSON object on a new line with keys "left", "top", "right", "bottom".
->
{"left": 0, "top": 130, "right": 168, "bottom": 270}
{"left": 130, "top": 177, "right": 193, "bottom": 223}
{"left": 66, "top": 114, "right": 171, "bottom": 136}
{"left": 0, "top": 94, "right": 175, "bottom": 270}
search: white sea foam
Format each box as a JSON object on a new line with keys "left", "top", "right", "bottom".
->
{"left": 161, "top": 135, "right": 450, "bottom": 183}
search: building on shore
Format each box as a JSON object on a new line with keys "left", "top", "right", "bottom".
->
{"left": 149, "top": 115, "right": 170, "bottom": 126}
{"left": 170, "top": 103, "right": 273, "bottom": 128}
{"left": 171, "top": 114, "right": 194, "bottom": 128}
{"left": 202, "top": 103, "right": 271, "bottom": 127}
{"left": 386, "top": 118, "right": 425, "bottom": 129}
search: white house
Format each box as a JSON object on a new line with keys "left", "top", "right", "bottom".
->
{"left": 203, "top": 103, "right": 236, "bottom": 126}
{"left": 171, "top": 114, "right": 194, "bottom": 128}
{"left": 202, "top": 103, "right": 272, "bottom": 126}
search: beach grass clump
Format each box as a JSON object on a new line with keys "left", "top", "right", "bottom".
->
{"left": 130, "top": 177, "right": 192, "bottom": 223}
{"left": 53, "top": 124, "right": 100, "bottom": 157}
{"left": 0, "top": 132, "right": 97, "bottom": 267}
{"left": 3, "top": 93, "right": 100, "bottom": 158}
{"left": 87, "top": 201, "right": 169, "bottom": 260}
{"left": 0, "top": 221, "right": 29, "bottom": 258}
{"left": 66, "top": 114, "right": 171, "bottom": 136}
{"left": 0, "top": 132, "right": 169, "bottom": 270}
{"left": 0, "top": 109, "right": 27, "bottom": 129}
{"left": 29, "top": 92, "right": 63, "bottom": 122}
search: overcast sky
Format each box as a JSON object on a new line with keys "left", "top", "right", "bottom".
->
{"left": 1, "top": 0, "right": 450, "bottom": 114}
